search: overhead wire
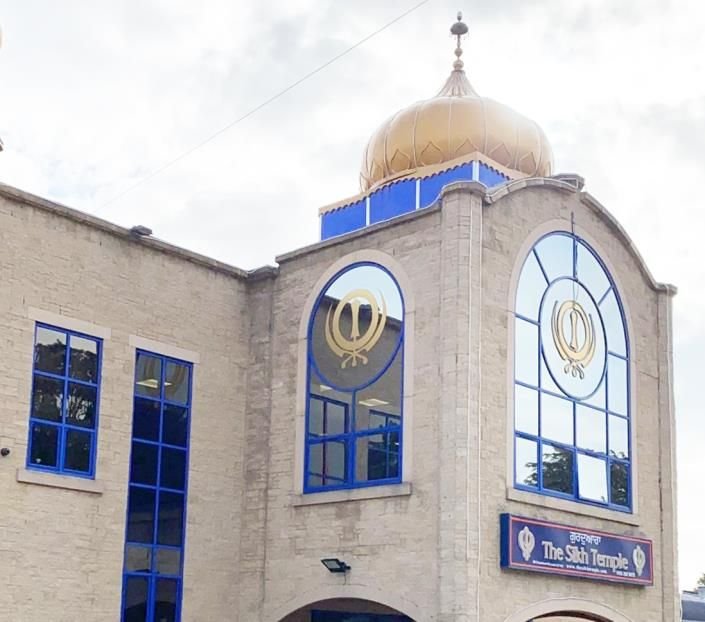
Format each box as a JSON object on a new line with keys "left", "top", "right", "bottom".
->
{"left": 99, "top": 0, "right": 434, "bottom": 208}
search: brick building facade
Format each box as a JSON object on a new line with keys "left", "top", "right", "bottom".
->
{"left": 0, "top": 16, "right": 679, "bottom": 622}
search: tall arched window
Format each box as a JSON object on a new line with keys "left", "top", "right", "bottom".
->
{"left": 513, "top": 231, "right": 631, "bottom": 511}
{"left": 305, "top": 262, "right": 404, "bottom": 492}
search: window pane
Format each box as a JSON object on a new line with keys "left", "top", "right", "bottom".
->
{"left": 576, "top": 243, "right": 610, "bottom": 302}
{"left": 153, "top": 578, "right": 178, "bottom": 622}
{"left": 611, "top": 461, "right": 629, "bottom": 506}
{"left": 358, "top": 432, "right": 399, "bottom": 482}
{"left": 534, "top": 233, "right": 573, "bottom": 282}
{"left": 542, "top": 444, "right": 574, "bottom": 495}
{"left": 157, "top": 491, "right": 184, "bottom": 547}
{"left": 127, "top": 486, "right": 156, "bottom": 544}
{"left": 307, "top": 473, "right": 323, "bottom": 487}
{"left": 123, "top": 576, "right": 149, "bottom": 622}
{"left": 125, "top": 545, "right": 151, "bottom": 573}
{"left": 32, "top": 375, "right": 63, "bottom": 422}
{"left": 608, "top": 415, "right": 629, "bottom": 459}
{"left": 307, "top": 441, "right": 346, "bottom": 484}
{"left": 165, "top": 361, "right": 190, "bottom": 404}
{"left": 515, "top": 319, "right": 538, "bottom": 386}
{"left": 29, "top": 423, "right": 59, "bottom": 467}
{"left": 577, "top": 453, "right": 608, "bottom": 503}
{"left": 155, "top": 548, "right": 181, "bottom": 575}
{"left": 162, "top": 405, "right": 188, "bottom": 447}
{"left": 608, "top": 355, "right": 628, "bottom": 415}
{"left": 131, "top": 442, "right": 159, "bottom": 486}
{"left": 516, "top": 251, "right": 546, "bottom": 321}
{"left": 64, "top": 429, "right": 92, "bottom": 473}
{"left": 133, "top": 398, "right": 160, "bottom": 442}
{"left": 66, "top": 383, "right": 97, "bottom": 428}
{"left": 540, "top": 359, "right": 562, "bottom": 394}
{"left": 68, "top": 335, "right": 98, "bottom": 382}
{"left": 515, "top": 384, "right": 538, "bottom": 435}
{"left": 160, "top": 448, "right": 187, "bottom": 491}
{"left": 308, "top": 398, "right": 324, "bottom": 436}
{"left": 600, "top": 290, "right": 627, "bottom": 357}
{"left": 515, "top": 437, "right": 538, "bottom": 487}
{"left": 323, "top": 441, "right": 346, "bottom": 481}
{"left": 34, "top": 327, "right": 66, "bottom": 374}
{"left": 541, "top": 393, "right": 573, "bottom": 445}
{"left": 309, "top": 443, "right": 323, "bottom": 475}
{"left": 583, "top": 376, "right": 606, "bottom": 409}
{"left": 576, "top": 405, "right": 606, "bottom": 453}
{"left": 326, "top": 402, "right": 346, "bottom": 435}
{"left": 354, "top": 349, "right": 401, "bottom": 431}
{"left": 135, "top": 354, "right": 162, "bottom": 398}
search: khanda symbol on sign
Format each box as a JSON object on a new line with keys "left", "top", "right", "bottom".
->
{"left": 551, "top": 299, "right": 596, "bottom": 379}
{"left": 324, "top": 289, "right": 387, "bottom": 369}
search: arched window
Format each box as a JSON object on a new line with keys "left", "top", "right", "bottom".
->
{"left": 513, "top": 231, "right": 631, "bottom": 511}
{"left": 305, "top": 262, "right": 404, "bottom": 492}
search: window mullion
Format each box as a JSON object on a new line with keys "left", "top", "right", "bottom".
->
{"left": 348, "top": 392, "right": 356, "bottom": 485}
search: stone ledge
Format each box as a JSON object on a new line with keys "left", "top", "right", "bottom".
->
{"left": 16, "top": 467, "right": 104, "bottom": 494}
{"left": 292, "top": 482, "right": 412, "bottom": 507}
{"left": 506, "top": 487, "right": 640, "bottom": 526}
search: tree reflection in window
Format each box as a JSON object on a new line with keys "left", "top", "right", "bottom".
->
{"left": 305, "top": 263, "right": 404, "bottom": 492}
{"left": 513, "top": 232, "right": 631, "bottom": 510}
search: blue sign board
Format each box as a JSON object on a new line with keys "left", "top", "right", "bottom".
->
{"left": 500, "top": 514, "right": 653, "bottom": 586}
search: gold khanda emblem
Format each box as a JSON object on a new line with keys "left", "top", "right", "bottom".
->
{"left": 518, "top": 526, "right": 535, "bottom": 562}
{"left": 551, "top": 299, "right": 596, "bottom": 379}
{"left": 324, "top": 289, "right": 387, "bottom": 369}
{"left": 633, "top": 545, "right": 646, "bottom": 577}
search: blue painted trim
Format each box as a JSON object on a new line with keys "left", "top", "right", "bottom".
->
{"left": 120, "top": 350, "right": 193, "bottom": 622}
{"left": 319, "top": 159, "right": 513, "bottom": 240}
{"left": 304, "top": 262, "right": 405, "bottom": 494}
{"left": 369, "top": 178, "right": 416, "bottom": 224}
{"left": 513, "top": 231, "right": 632, "bottom": 512}
{"left": 26, "top": 323, "right": 103, "bottom": 479}
{"left": 320, "top": 200, "right": 367, "bottom": 239}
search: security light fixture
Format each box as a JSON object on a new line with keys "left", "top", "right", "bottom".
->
{"left": 321, "top": 558, "right": 350, "bottom": 573}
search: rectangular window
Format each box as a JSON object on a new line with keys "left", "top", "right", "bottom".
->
{"left": 27, "top": 324, "right": 102, "bottom": 477}
{"left": 121, "top": 351, "right": 192, "bottom": 622}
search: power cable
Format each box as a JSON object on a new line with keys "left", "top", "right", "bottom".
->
{"left": 100, "top": 0, "right": 433, "bottom": 208}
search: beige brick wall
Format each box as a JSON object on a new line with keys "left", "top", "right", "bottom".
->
{"left": 0, "top": 178, "right": 678, "bottom": 622}
{"left": 0, "top": 191, "right": 248, "bottom": 621}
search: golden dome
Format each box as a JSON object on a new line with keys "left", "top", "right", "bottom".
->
{"left": 360, "top": 15, "right": 553, "bottom": 192}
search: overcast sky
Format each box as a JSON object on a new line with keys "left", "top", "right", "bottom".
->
{"left": 2, "top": 0, "right": 704, "bottom": 592}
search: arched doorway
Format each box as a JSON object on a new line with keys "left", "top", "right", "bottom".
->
{"left": 279, "top": 598, "right": 415, "bottom": 622}
{"left": 503, "top": 598, "right": 634, "bottom": 622}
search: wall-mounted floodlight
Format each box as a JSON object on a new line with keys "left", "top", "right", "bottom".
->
{"left": 321, "top": 558, "right": 350, "bottom": 573}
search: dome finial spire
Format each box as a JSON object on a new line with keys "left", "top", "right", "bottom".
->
{"left": 450, "top": 11, "right": 469, "bottom": 71}
{"left": 437, "top": 11, "right": 477, "bottom": 97}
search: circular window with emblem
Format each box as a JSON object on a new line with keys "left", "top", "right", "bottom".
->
{"left": 513, "top": 231, "right": 631, "bottom": 511}
{"left": 309, "top": 263, "right": 403, "bottom": 392}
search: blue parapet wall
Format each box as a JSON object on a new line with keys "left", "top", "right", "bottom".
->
{"left": 320, "top": 160, "right": 510, "bottom": 240}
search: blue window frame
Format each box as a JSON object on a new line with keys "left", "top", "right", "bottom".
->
{"left": 305, "top": 262, "right": 405, "bottom": 493}
{"left": 27, "top": 323, "right": 102, "bottom": 477}
{"left": 121, "top": 351, "right": 193, "bottom": 622}
{"left": 513, "top": 231, "right": 631, "bottom": 511}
